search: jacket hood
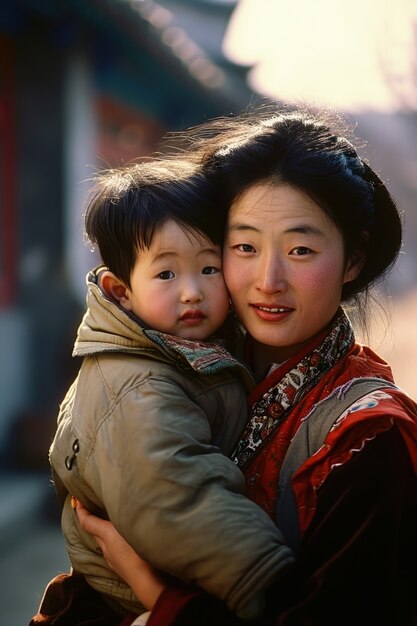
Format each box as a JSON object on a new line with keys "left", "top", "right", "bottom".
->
{"left": 73, "top": 268, "right": 153, "bottom": 356}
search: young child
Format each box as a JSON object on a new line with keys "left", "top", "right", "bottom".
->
{"left": 48, "top": 159, "right": 293, "bottom": 623}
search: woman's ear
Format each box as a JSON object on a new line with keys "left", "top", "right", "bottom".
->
{"left": 100, "top": 271, "right": 132, "bottom": 310}
{"left": 343, "top": 255, "right": 364, "bottom": 285}
{"left": 343, "top": 232, "right": 368, "bottom": 285}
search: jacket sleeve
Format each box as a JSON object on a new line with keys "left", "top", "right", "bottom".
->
{"left": 146, "top": 427, "right": 417, "bottom": 626}
{"left": 84, "top": 377, "right": 294, "bottom": 618}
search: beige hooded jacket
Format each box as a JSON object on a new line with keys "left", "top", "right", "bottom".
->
{"left": 49, "top": 269, "right": 294, "bottom": 619}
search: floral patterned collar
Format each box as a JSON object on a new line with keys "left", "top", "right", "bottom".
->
{"left": 232, "top": 309, "right": 354, "bottom": 468}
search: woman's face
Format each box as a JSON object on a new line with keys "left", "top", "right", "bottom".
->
{"left": 223, "top": 182, "right": 360, "bottom": 364}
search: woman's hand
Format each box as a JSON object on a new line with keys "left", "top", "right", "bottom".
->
{"left": 73, "top": 498, "right": 166, "bottom": 609}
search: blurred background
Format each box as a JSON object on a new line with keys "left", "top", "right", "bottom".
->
{"left": 0, "top": 0, "right": 416, "bottom": 622}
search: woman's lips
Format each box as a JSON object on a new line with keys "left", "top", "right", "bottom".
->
{"left": 251, "top": 304, "right": 293, "bottom": 321}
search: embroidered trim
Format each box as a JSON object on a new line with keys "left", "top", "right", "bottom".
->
{"left": 233, "top": 311, "right": 354, "bottom": 467}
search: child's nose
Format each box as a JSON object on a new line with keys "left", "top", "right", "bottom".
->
{"left": 181, "top": 280, "right": 203, "bottom": 303}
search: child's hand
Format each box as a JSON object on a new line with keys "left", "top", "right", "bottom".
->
{"left": 73, "top": 498, "right": 165, "bottom": 609}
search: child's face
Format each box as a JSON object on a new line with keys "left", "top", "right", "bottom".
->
{"left": 123, "top": 220, "right": 230, "bottom": 340}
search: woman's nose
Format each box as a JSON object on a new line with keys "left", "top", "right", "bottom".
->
{"left": 257, "top": 257, "right": 287, "bottom": 293}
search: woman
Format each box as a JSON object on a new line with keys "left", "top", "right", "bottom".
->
{"left": 78, "top": 107, "right": 417, "bottom": 625}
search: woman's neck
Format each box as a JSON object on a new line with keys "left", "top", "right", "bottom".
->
{"left": 245, "top": 309, "right": 354, "bottom": 382}
{"left": 248, "top": 322, "right": 339, "bottom": 383}
{"left": 249, "top": 341, "right": 287, "bottom": 383}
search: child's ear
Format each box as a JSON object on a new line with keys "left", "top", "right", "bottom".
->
{"left": 100, "top": 271, "right": 132, "bottom": 309}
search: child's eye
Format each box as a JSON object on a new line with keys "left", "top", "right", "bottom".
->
{"left": 158, "top": 270, "right": 175, "bottom": 280}
{"left": 202, "top": 266, "right": 220, "bottom": 275}
{"left": 290, "top": 246, "right": 312, "bottom": 256}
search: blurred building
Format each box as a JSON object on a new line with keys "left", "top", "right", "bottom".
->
{"left": 0, "top": 0, "right": 256, "bottom": 469}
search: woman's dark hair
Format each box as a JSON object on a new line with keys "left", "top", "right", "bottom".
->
{"left": 192, "top": 107, "right": 402, "bottom": 303}
{"left": 84, "top": 159, "right": 227, "bottom": 287}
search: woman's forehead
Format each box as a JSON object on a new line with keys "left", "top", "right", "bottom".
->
{"left": 227, "top": 182, "right": 342, "bottom": 241}
{"left": 230, "top": 183, "right": 321, "bottom": 219}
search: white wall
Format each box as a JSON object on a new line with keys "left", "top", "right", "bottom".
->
{"left": 63, "top": 54, "right": 100, "bottom": 305}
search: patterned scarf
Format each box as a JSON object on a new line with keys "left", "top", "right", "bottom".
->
{"left": 232, "top": 309, "right": 354, "bottom": 468}
{"left": 143, "top": 328, "right": 249, "bottom": 376}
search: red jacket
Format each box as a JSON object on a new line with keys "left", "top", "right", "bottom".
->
{"left": 146, "top": 314, "right": 417, "bottom": 626}
{"left": 241, "top": 340, "right": 417, "bottom": 538}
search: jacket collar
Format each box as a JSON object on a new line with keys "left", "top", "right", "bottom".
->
{"left": 73, "top": 268, "right": 253, "bottom": 382}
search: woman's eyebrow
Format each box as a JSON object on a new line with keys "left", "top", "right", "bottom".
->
{"left": 227, "top": 222, "right": 260, "bottom": 233}
{"left": 227, "top": 223, "right": 324, "bottom": 236}
{"left": 284, "top": 225, "right": 324, "bottom": 236}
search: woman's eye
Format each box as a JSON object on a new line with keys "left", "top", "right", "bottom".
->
{"left": 236, "top": 243, "right": 255, "bottom": 253}
{"left": 158, "top": 270, "right": 175, "bottom": 280}
{"left": 202, "top": 266, "right": 219, "bottom": 275}
{"left": 290, "top": 246, "right": 311, "bottom": 256}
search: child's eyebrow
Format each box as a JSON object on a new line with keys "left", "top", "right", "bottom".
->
{"left": 197, "top": 246, "right": 222, "bottom": 256}
{"left": 151, "top": 251, "right": 177, "bottom": 263}
{"left": 151, "top": 247, "right": 220, "bottom": 264}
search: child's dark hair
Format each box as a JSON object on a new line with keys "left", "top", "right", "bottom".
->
{"left": 194, "top": 107, "right": 402, "bottom": 304}
{"left": 84, "top": 159, "right": 226, "bottom": 287}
